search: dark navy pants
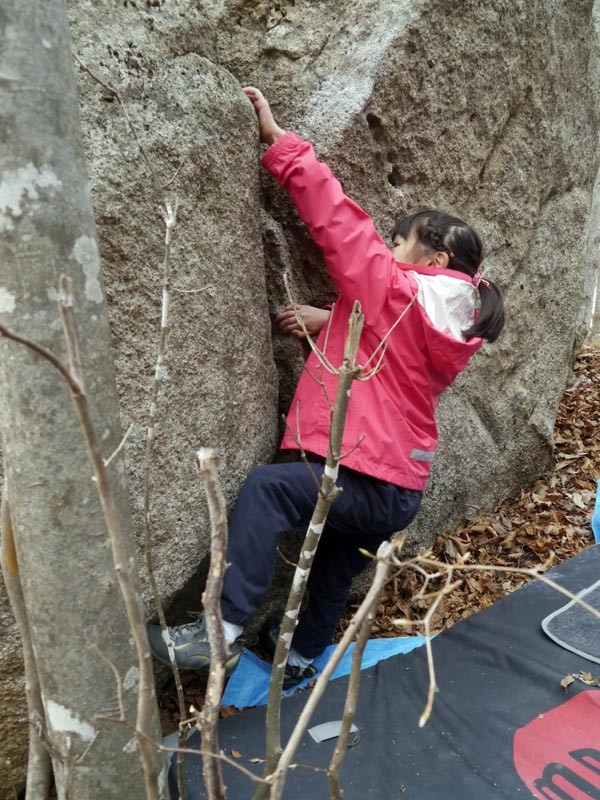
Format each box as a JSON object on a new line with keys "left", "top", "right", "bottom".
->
{"left": 221, "top": 461, "right": 422, "bottom": 658}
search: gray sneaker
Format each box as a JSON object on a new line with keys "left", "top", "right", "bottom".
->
{"left": 147, "top": 613, "right": 242, "bottom": 674}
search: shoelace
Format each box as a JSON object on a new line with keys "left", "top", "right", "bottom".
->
{"left": 168, "top": 612, "right": 206, "bottom": 639}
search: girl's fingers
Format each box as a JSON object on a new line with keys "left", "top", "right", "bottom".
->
{"left": 276, "top": 311, "right": 296, "bottom": 324}
{"left": 243, "top": 86, "right": 263, "bottom": 102}
{"left": 277, "top": 304, "right": 302, "bottom": 318}
{"left": 278, "top": 319, "right": 299, "bottom": 333}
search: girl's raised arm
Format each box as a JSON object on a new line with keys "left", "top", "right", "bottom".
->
{"left": 244, "top": 87, "right": 413, "bottom": 320}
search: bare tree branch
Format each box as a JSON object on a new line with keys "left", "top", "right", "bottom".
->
{"left": 96, "top": 715, "right": 271, "bottom": 785}
{"left": 195, "top": 448, "right": 230, "bottom": 800}
{"left": 55, "top": 278, "right": 164, "bottom": 798}
{"left": 360, "top": 295, "right": 418, "bottom": 374}
{"left": 269, "top": 540, "right": 394, "bottom": 800}
{"left": 162, "top": 157, "right": 189, "bottom": 191}
{"left": 320, "top": 301, "right": 335, "bottom": 357}
{"left": 384, "top": 549, "right": 600, "bottom": 727}
{"left": 282, "top": 407, "right": 324, "bottom": 496}
{"left": 418, "top": 570, "right": 453, "bottom": 727}
{"left": 327, "top": 602, "right": 374, "bottom": 799}
{"left": 256, "top": 302, "right": 365, "bottom": 800}
{"left": 104, "top": 422, "right": 135, "bottom": 468}
{"left": 85, "top": 637, "right": 126, "bottom": 722}
{"left": 282, "top": 271, "right": 337, "bottom": 374}
{"left": 172, "top": 284, "right": 214, "bottom": 294}
{"left": 2, "top": 281, "right": 164, "bottom": 797}
{"left": 137, "top": 199, "right": 188, "bottom": 799}
{"left": 0, "top": 487, "right": 53, "bottom": 800}
{"left": 0, "top": 325, "right": 82, "bottom": 396}
{"left": 336, "top": 434, "right": 366, "bottom": 462}
{"left": 299, "top": 362, "right": 334, "bottom": 412}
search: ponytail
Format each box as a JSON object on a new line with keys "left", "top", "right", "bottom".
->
{"left": 392, "top": 208, "right": 505, "bottom": 342}
{"left": 463, "top": 279, "right": 504, "bottom": 342}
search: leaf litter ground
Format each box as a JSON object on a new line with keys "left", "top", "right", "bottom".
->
{"left": 339, "top": 342, "right": 598, "bottom": 639}
{"left": 159, "top": 343, "right": 598, "bottom": 731}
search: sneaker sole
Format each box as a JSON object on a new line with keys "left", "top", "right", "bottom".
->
{"left": 149, "top": 643, "right": 241, "bottom": 675}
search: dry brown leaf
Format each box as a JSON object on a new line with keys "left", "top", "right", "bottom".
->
{"left": 560, "top": 674, "right": 576, "bottom": 689}
{"left": 578, "top": 671, "right": 600, "bottom": 686}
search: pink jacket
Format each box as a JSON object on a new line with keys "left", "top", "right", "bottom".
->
{"left": 263, "top": 133, "right": 482, "bottom": 491}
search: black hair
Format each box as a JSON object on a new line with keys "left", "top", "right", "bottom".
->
{"left": 391, "top": 209, "right": 505, "bottom": 342}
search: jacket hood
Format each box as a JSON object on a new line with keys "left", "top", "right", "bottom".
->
{"left": 420, "top": 310, "right": 482, "bottom": 375}
{"left": 399, "top": 262, "right": 482, "bottom": 375}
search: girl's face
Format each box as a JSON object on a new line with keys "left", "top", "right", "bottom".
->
{"left": 391, "top": 232, "right": 426, "bottom": 265}
{"left": 391, "top": 232, "right": 449, "bottom": 268}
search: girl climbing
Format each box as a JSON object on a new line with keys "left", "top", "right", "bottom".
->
{"left": 148, "top": 87, "right": 505, "bottom": 687}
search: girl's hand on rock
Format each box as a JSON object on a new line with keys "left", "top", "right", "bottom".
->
{"left": 277, "top": 305, "right": 331, "bottom": 340}
{"left": 243, "top": 86, "right": 286, "bottom": 145}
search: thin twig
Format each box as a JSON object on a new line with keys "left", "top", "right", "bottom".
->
{"left": 86, "top": 638, "right": 126, "bottom": 721}
{"left": 299, "top": 362, "right": 334, "bottom": 412}
{"left": 58, "top": 278, "right": 86, "bottom": 390}
{"left": 0, "top": 325, "right": 81, "bottom": 395}
{"left": 418, "top": 570, "right": 453, "bottom": 727}
{"left": 55, "top": 279, "right": 163, "bottom": 798}
{"left": 171, "top": 284, "right": 213, "bottom": 294}
{"left": 360, "top": 295, "right": 418, "bottom": 372}
{"left": 276, "top": 545, "right": 301, "bottom": 570}
{"left": 288, "top": 763, "right": 329, "bottom": 774}
{"left": 139, "top": 200, "right": 188, "bottom": 800}
{"left": 0, "top": 489, "right": 53, "bottom": 799}
{"left": 282, "top": 407, "right": 323, "bottom": 495}
{"left": 336, "top": 435, "right": 366, "bottom": 462}
{"left": 74, "top": 55, "right": 160, "bottom": 191}
{"left": 255, "top": 302, "right": 364, "bottom": 800}
{"left": 282, "top": 271, "right": 337, "bottom": 374}
{"left": 410, "top": 556, "right": 600, "bottom": 622}
{"left": 162, "top": 157, "right": 189, "bottom": 191}
{"left": 104, "top": 422, "right": 134, "bottom": 468}
{"left": 96, "top": 715, "right": 271, "bottom": 784}
{"left": 383, "top": 550, "right": 600, "bottom": 727}
{"left": 320, "top": 301, "right": 335, "bottom": 357}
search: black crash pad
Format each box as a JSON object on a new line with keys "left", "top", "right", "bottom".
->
{"left": 169, "top": 545, "right": 600, "bottom": 799}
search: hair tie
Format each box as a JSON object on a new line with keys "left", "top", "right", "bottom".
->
{"left": 472, "top": 266, "right": 489, "bottom": 289}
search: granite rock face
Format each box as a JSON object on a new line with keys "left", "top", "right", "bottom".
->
{"left": 209, "top": 0, "right": 600, "bottom": 535}
{"left": 69, "top": 2, "right": 279, "bottom": 604}
{"left": 2, "top": 0, "right": 600, "bottom": 794}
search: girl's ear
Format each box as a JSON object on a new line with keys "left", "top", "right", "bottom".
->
{"left": 426, "top": 251, "right": 450, "bottom": 269}
{"left": 432, "top": 250, "right": 450, "bottom": 269}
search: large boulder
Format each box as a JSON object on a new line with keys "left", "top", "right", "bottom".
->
{"left": 209, "top": 0, "right": 600, "bottom": 537}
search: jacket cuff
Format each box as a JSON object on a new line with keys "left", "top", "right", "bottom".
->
{"left": 262, "top": 132, "right": 304, "bottom": 175}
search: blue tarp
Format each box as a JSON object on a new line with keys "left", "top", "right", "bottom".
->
{"left": 592, "top": 480, "right": 600, "bottom": 544}
{"left": 221, "top": 635, "right": 427, "bottom": 709}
